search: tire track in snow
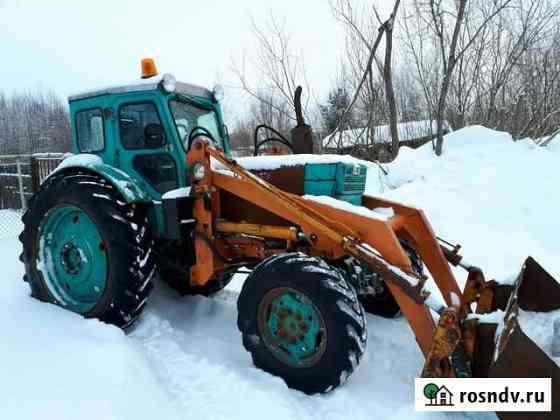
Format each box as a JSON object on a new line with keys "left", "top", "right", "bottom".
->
{"left": 130, "top": 284, "right": 489, "bottom": 420}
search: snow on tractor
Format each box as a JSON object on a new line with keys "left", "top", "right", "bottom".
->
{"left": 20, "top": 59, "right": 560, "bottom": 418}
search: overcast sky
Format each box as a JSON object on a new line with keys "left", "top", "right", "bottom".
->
{"left": 1, "top": 0, "right": 396, "bottom": 122}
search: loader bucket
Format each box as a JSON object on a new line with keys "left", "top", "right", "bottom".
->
{"left": 492, "top": 257, "right": 560, "bottom": 312}
{"left": 476, "top": 272, "right": 560, "bottom": 419}
{"left": 489, "top": 325, "right": 560, "bottom": 420}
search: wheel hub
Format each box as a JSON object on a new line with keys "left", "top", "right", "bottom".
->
{"left": 38, "top": 205, "right": 108, "bottom": 314}
{"left": 60, "top": 242, "right": 83, "bottom": 275}
{"left": 258, "top": 287, "right": 327, "bottom": 368}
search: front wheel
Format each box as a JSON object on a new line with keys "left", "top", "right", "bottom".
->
{"left": 19, "top": 171, "right": 156, "bottom": 328}
{"left": 237, "top": 253, "right": 367, "bottom": 394}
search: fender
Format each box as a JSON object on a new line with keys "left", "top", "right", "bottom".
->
{"left": 49, "top": 154, "right": 151, "bottom": 204}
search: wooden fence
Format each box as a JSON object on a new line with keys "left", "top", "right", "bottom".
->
{"left": 0, "top": 153, "right": 66, "bottom": 211}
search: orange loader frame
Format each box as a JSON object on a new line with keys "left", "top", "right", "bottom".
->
{"left": 184, "top": 140, "right": 559, "bottom": 386}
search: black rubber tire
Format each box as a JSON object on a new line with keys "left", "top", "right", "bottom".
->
{"left": 19, "top": 170, "right": 156, "bottom": 329}
{"left": 359, "top": 243, "right": 424, "bottom": 318}
{"left": 159, "top": 267, "right": 234, "bottom": 296}
{"left": 237, "top": 252, "right": 367, "bottom": 394}
{"left": 359, "top": 288, "right": 401, "bottom": 318}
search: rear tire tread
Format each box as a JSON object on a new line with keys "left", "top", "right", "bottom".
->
{"left": 19, "top": 170, "right": 155, "bottom": 328}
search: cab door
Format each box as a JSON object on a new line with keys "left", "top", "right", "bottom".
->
{"left": 113, "top": 93, "right": 183, "bottom": 199}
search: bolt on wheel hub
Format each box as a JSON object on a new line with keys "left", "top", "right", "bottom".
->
{"left": 60, "top": 242, "right": 83, "bottom": 275}
{"left": 258, "top": 287, "right": 327, "bottom": 368}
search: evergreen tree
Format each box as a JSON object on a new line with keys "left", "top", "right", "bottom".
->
{"left": 320, "top": 87, "right": 354, "bottom": 134}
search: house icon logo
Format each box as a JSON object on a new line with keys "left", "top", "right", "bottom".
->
{"left": 423, "top": 383, "right": 454, "bottom": 407}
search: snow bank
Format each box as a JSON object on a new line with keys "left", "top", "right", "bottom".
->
{"left": 369, "top": 125, "right": 560, "bottom": 287}
{"left": 322, "top": 119, "right": 451, "bottom": 148}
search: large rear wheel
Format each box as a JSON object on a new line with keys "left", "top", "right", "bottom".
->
{"left": 237, "top": 253, "right": 367, "bottom": 394}
{"left": 19, "top": 171, "right": 155, "bottom": 328}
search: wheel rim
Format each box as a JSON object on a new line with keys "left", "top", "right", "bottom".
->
{"left": 257, "top": 287, "right": 327, "bottom": 368}
{"left": 38, "top": 205, "right": 108, "bottom": 313}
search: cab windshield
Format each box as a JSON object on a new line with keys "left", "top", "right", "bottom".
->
{"left": 169, "top": 99, "right": 222, "bottom": 150}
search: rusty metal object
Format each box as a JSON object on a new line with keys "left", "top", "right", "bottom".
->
{"left": 492, "top": 257, "right": 560, "bottom": 312}
{"left": 461, "top": 267, "right": 486, "bottom": 314}
{"left": 440, "top": 239, "right": 560, "bottom": 314}
{"left": 472, "top": 322, "right": 498, "bottom": 378}
{"left": 251, "top": 166, "right": 305, "bottom": 195}
{"left": 291, "top": 125, "right": 314, "bottom": 154}
{"left": 461, "top": 318, "right": 478, "bottom": 372}
{"left": 214, "top": 236, "right": 267, "bottom": 260}
{"left": 490, "top": 325, "right": 560, "bottom": 420}
{"left": 291, "top": 86, "right": 314, "bottom": 154}
{"left": 474, "top": 275, "right": 560, "bottom": 418}
{"left": 421, "top": 308, "right": 462, "bottom": 378}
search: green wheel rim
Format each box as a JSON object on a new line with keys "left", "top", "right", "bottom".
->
{"left": 258, "top": 287, "right": 327, "bottom": 368}
{"left": 38, "top": 204, "right": 108, "bottom": 314}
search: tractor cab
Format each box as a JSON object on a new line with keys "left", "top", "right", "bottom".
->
{"left": 68, "top": 58, "right": 230, "bottom": 199}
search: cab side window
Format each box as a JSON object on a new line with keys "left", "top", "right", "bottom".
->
{"left": 119, "top": 103, "right": 165, "bottom": 149}
{"left": 76, "top": 108, "right": 104, "bottom": 152}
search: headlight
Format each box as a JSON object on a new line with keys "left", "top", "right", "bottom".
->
{"left": 213, "top": 84, "right": 224, "bottom": 102}
{"left": 192, "top": 162, "right": 206, "bottom": 181}
{"left": 160, "top": 73, "right": 176, "bottom": 93}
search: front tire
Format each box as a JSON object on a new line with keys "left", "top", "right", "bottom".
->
{"left": 237, "top": 253, "right": 367, "bottom": 394}
{"left": 19, "top": 171, "right": 155, "bottom": 328}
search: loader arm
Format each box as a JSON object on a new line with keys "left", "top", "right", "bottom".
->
{"left": 187, "top": 140, "right": 466, "bottom": 355}
{"left": 186, "top": 141, "right": 560, "bottom": 418}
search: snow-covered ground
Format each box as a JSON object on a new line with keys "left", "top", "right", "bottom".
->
{"left": 1, "top": 126, "right": 559, "bottom": 420}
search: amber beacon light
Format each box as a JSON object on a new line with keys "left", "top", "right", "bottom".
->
{"left": 141, "top": 58, "right": 159, "bottom": 79}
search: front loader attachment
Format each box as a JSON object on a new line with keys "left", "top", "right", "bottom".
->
{"left": 486, "top": 273, "right": 560, "bottom": 419}
{"left": 490, "top": 325, "right": 560, "bottom": 419}
{"left": 422, "top": 264, "right": 560, "bottom": 419}
{"left": 188, "top": 141, "right": 559, "bottom": 417}
{"left": 492, "top": 257, "right": 560, "bottom": 312}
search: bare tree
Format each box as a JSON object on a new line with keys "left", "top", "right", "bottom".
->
{"left": 0, "top": 89, "right": 70, "bottom": 155}
{"left": 330, "top": 0, "right": 402, "bottom": 158}
{"left": 411, "top": 0, "right": 513, "bottom": 155}
{"left": 381, "top": 1, "right": 401, "bottom": 159}
{"left": 232, "top": 14, "right": 312, "bottom": 127}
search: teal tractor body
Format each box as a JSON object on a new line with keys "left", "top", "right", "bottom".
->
{"left": 62, "top": 75, "right": 231, "bottom": 234}
{"left": 21, "top": 60, "right": 368, "bottom": 314}
{"left": 61, "top": 73, "right": 366, "bottom": 237}
{"left": 18, "top": 61, "right": 377, "bottom": 396}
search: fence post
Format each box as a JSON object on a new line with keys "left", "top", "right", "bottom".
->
{"left": 16, "top": 160, "right": 26, "bottom": 210}
{"left": 30, "top": 156, "right": 39, "bottom": 194}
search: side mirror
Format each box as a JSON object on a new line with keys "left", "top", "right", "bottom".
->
{"left": 145, "top": 123, "right": 166, "bottom": 148}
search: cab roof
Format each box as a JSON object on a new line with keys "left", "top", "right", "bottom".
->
{"left": 68, "top": 75, "right": 212, "bottom": 102}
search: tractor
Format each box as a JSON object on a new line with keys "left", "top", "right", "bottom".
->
{"left": 20, "top": 59, "right": 560, "bottom": 418}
